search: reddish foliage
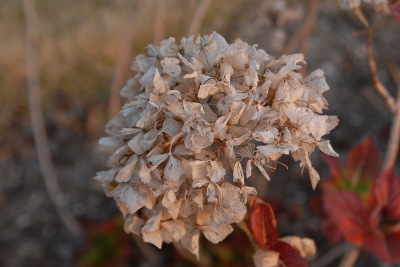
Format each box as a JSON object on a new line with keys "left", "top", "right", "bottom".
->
{"left": 320, "top": 137, "right": 400, "bottom": 264}
{"left": 250, "top": 199, "right": 309, "bottom": 266}
{"left": 323, "top": 191, "right": 369, "bottom": 245}
{"left": 346, "top": 136, "right": 381, "bottom": 184}
{"left": 251, "top": 201, "right": 278, "bottom": 249}
{"left": 391, "top": 1, "right": 400, "bottom": 21}
{"left": 322, "top": 154, "right": 344, "bottom": 182}
{"left": 273, "top": 241, "right": 308, "bottom": 267}
{"left": 363, "top": 169, "right": 400, "bottom": 263}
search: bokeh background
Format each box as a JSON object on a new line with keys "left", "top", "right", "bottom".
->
{"left": 0, "top": 0, "right": 399, "bottom": 266}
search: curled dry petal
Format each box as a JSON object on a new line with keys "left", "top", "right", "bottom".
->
{"left": 253, "top": 249, "right": 280, "bottom": 267}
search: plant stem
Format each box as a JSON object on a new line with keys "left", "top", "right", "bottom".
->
{"left": 23, "top": 0, "right": 83, "bottom": 238}
{"left": 284, "top": 0, "right": 320, "bottom": 58}
{"left": 187, "top": 0, "right": 212, "bottom": 35}
{"left": 384, "top": 83, "right": 400, "bottom": 170}
{"left": 310, "top": 243, "right": 354, "bottom": 267}
{"left": 366, "top": 28, "right": 397, "bottom": 114}
{"left": 338, "top": 247, "right": 360, "bottom": 267}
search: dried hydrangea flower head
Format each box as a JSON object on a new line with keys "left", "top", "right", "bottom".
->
{"left": 95, "top": 32, "right": 338, "bottom": 258}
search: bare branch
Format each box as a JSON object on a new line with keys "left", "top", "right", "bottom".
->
{"left": 366, "top": 29, "right": 397, "bottom": 113}
{"left": 384, "top": 83, "right": 400, "bottom": 170}
{"left": 23, "top": 0, "right": 83, "bottom": 238}
{"left": 284, "top": 0, "right": 320, "bottom": 57}
{"left": 352, "top": 6, "right": 398, "bottom": 167}
{"left": 310, "top": 243, "right": 354, "bottom": 267}
{"left": 352, "top": 7, "right": 396, "bottom": 113}
{"left": 353, "top": 7, "right": 369, "bottom": 28}
{"left": 338, "top": 247, "right": 360, "bottom": 267}
{"left": 187, "top": 0, "right": 212, "bottom": 36}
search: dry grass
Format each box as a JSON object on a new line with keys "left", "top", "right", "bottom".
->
{"left": 0, "top": 0, "right": 267, "bottom": 135}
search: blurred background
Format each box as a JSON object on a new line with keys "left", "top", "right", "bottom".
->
{"left": 0, "top": 0, "right": 399, "bottom": 266}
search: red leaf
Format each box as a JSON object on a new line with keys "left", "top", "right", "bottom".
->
{"left": 363, "top": 230, "right": 400, "bottom": 264}
{"left": 391, "top": 1, "right": 400, "bottom": 21}
{"left": 272, "top": 241, "right": 308, "bottom": 267}
{"left": 369, "top": 169, "right": 391, "bottom": 209}
{"left": 364, "top": 169, "right": 400, "bottom": 264}
{"left": 323, "top": 191, "right": 369, "bottom": 245}
{"left": 251, "top": 200, "right": 278, "bottom": 249}
{"left": 322, "top": 154, "right": 344, "bottom": 182}
{"left": 385, "top": 232, "right": 400, "bottom": 264}
{"left": 322, "top": 222, "right": 343, "bottom": 244}
{"left": 386, "top": 172, "right": 400, "bottom": 222}
{"left": 346, "top": 137, "right": 381, "bottom": 184}
{"left": 310, "top": 196, "right": 324, "bottom": 217}
{"left": 369, "top": 169, "right": 400, "bottom": 222}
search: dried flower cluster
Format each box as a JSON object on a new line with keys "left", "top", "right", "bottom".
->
{"left": 95, "top": 32, "right": 338, "bottom": 258}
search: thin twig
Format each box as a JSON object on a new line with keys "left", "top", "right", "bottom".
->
{"left": 366, "top": 28, "right": 397, "bottom": 113}
{"left": 353, "top": 7, "right": 370, "bottom": 28}
{"left": 384, "top": 83, "right": 400, "bottom": 170}
{"left": 353, "top": 7, "right": 396, "bottom": 113}
{"left": 388, "top": 62, "right": 400, "bottom": 86}
{"left": 338, "top": 247, "right": 360, "bottom": 267}
{"left": 23, "top": 0, "right": 83, "bottom": 238}
{"left": 352, "top": 1, "right": 398, "bottom": 167}
{"left": 310, "top": 243, "right": 354, "bottom": 267}
{"left": 109, "top": 3, "right": 140, "bottom": 117}
{"left": 187, "top": 0, "right": 212, "bottom": 36}
{"left": 283, "top": 0, "right": 320, "bottom": 56}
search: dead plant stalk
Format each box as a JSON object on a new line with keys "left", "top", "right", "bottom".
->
{"left": 187, "top": 0, "right": 212, "bottom": 35}
{"left": 366, "top": 29, "right": 397, "bottom": 114}
{"left": 23, "top": 0, "right": 83, "bottom": 238}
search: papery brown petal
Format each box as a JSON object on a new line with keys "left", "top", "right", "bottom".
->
{"left": 252, "top": 249, "right": 279, "bottom": 267}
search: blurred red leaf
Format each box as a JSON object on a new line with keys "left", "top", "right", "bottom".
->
{"left": 250, "top": 199, "right": 311, "bottom": 266}
{"left": 311, "top": 196, "right": 342, "bottom": 243}
{"left": 322, "top": 154, "right": 343, "bottom": 183}
{"left": 391, "top": 1, "right": 400, "bottom": 21}
{"left": 369, "top": 169, "right": 400, "bottom": 221}
{"left": 78, "top": 216, "right": 134, "bottom": 267}
{"left": 322, "top": 222, "right": 343, "bottom": 244}
{"left": 323, "top": 191, "right": 369, "bottom": 245}
{"left": 322, "top": 172, "right": 400, "bottom": 264}
{"left": 319, "top": 137, "right": 400, "bottom": 264}
{"left": 362, "top": 169, "right": 400, "bottom": 264}
{"left": 272, "top": 241, "right": 308, "bottom": 267}
{"left": 346, "top": 137, "right": 381, "bottom": 184}
{"left": 251, "top": 201, "right": 278, "bottom": 250}
{"left": 365, "top": 231, "right": 400, "bottom": 265}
